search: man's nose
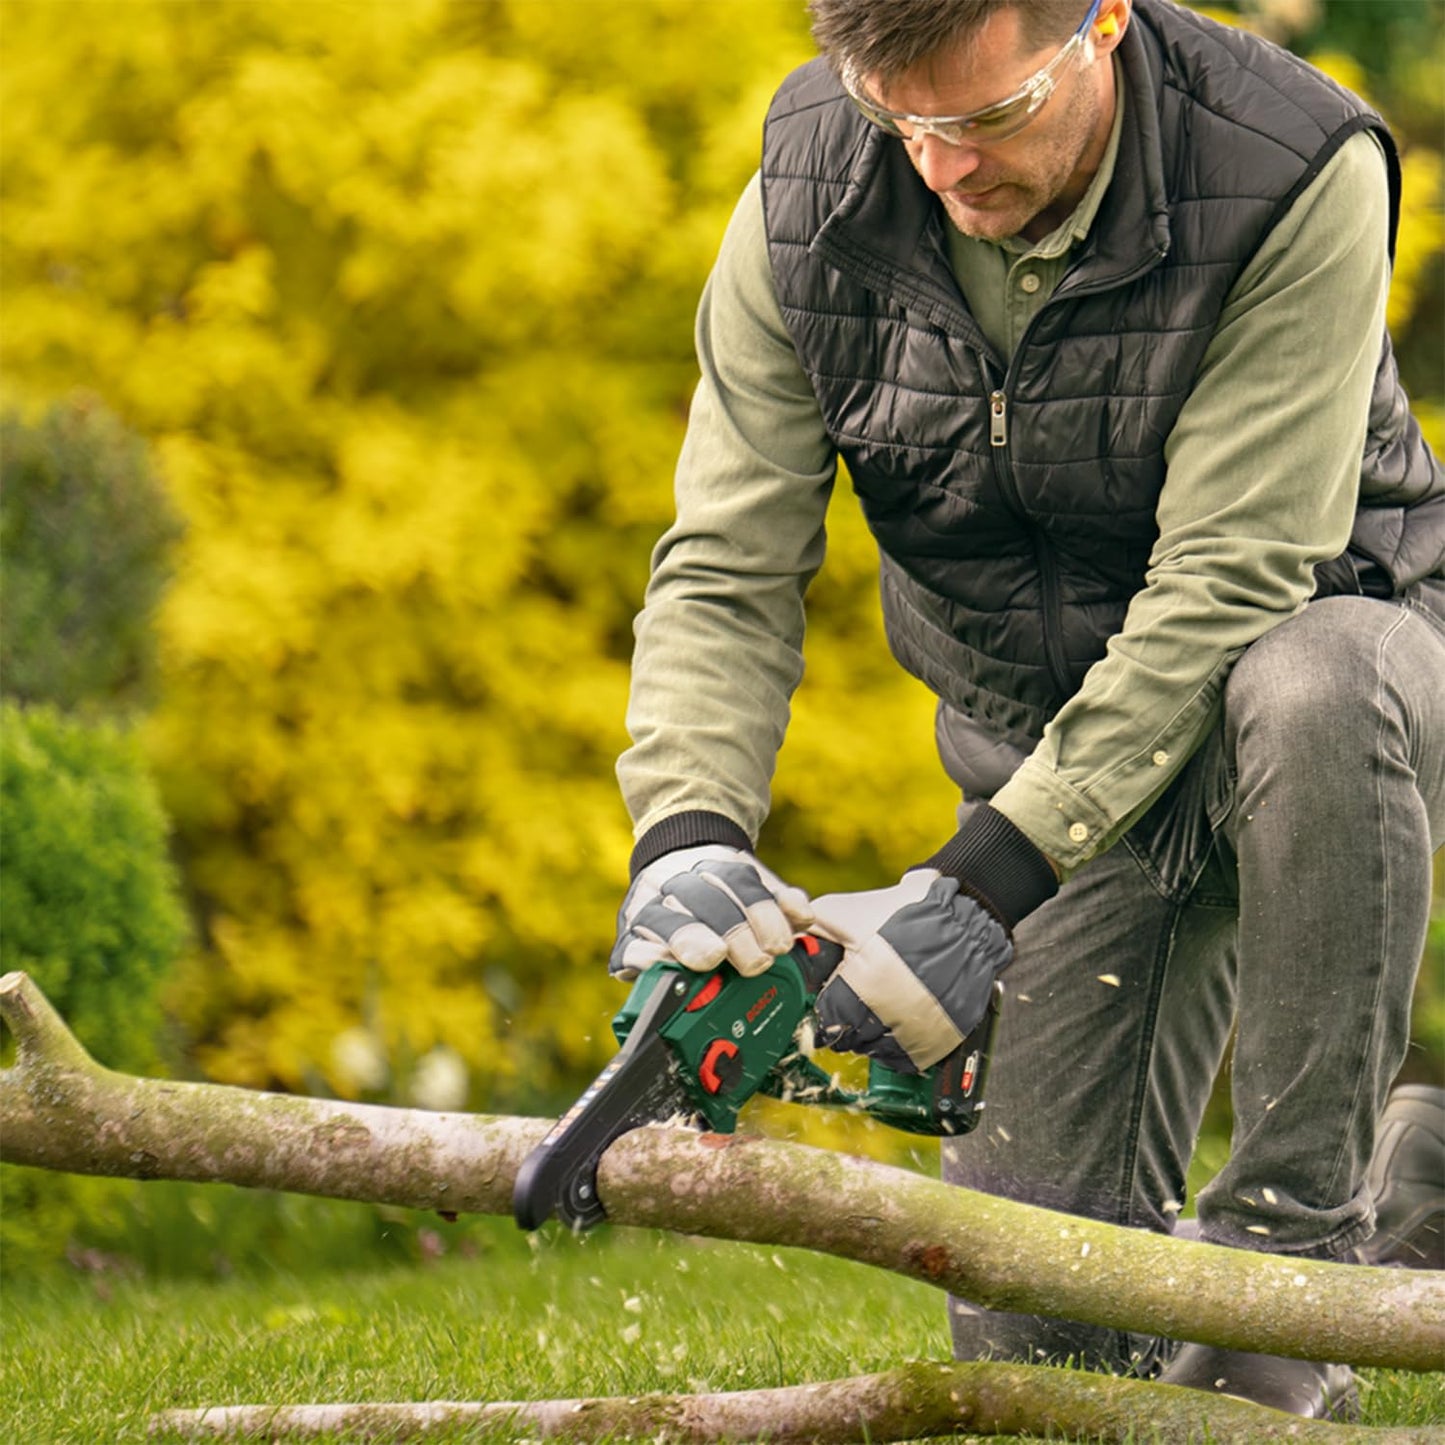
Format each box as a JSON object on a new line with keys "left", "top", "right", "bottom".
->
{"left": 910, "top": 131, "right": 984, "bottom": 192}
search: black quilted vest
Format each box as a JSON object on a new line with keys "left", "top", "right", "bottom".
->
{"left": 761, "top": 0, "right": 1444, "bottom": 754}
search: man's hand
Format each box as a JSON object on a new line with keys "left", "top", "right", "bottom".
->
{"left": 810, "top": 869, "right": 1012, "bottom": 1074}
{"left": 610, "top": 845, "right": 814, "bottom": 980}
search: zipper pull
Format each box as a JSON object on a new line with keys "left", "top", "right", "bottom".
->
{"left": 989, "top": 390, "right": 1008, "bottom": 448}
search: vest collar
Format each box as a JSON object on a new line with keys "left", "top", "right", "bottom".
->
{"left": 810, "top": 20, "right": 1171, "bottom": 334}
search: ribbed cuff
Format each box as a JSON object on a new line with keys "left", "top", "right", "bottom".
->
{"left": 629, "top": 810, "right": 754, "bottom": 878}
{"left": 921, "top": 804, "right": 1059, "bottom": 929}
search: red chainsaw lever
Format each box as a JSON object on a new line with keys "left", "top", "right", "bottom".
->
{"left": 698, "top": 1037, "right": 741, "bottom": 1095}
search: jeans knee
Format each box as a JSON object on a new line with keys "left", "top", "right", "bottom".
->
{"left": 1224, "top": 600, "right": 1391, "bottom": 767}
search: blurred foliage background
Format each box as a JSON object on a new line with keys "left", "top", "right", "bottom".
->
{"left": 1, "top": 0, "right": 1441, "bottom": 1273}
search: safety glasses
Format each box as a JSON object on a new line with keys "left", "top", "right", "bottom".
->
{"left": 840, "top": 0, "right": 1103, "bottom": 146}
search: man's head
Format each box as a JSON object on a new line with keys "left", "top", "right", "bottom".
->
{"left": 809, "top": 0, "right": 1131, "bottom": 243}
{"left": 810, "top": 0, "right": 1102, "bottom": 82}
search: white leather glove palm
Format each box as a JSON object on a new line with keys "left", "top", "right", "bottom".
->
{"left": 610, "top": 845, "right": 814, "bottom": 980}
{"left": 810, "top": 868, "right": 1012, "bottom": 1073}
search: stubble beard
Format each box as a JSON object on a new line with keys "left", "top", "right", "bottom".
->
{"left": 938, "top": 74, "right": 1104, "bottom": 244}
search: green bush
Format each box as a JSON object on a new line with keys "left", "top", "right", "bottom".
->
{"left": 0, "top": 703, "right": 189, "bottom": 1073}
{"left": 0, "top": 400, "right": 182, "bottom": 714}
{"left": 0, "top": 703, "right": 192, "bottom": 1273}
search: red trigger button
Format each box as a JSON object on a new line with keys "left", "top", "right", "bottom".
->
{"left": 685, "top": 973, "right": 725, "bottom": 1012}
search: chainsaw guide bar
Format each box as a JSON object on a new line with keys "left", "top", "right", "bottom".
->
{"left": 512, "top": 973, "right": 698, "bottom": 1230}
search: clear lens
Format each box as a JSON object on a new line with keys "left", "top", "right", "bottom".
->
{"left": 849, "top": 82, "right": 1045, "bottom": 146}
{"left": 933, "top": 84, "right": 1050, "bottom": 143}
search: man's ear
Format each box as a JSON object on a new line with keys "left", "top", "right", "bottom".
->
{"left": 1093, "top": 0, "right": 1131, "bottom": 53}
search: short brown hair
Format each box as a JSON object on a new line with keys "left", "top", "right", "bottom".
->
{"left": 808, "top": 0, "right": 1092, "bottom": 82}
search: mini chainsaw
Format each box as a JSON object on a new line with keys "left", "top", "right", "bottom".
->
{"left": 512, "top": 935, "right": 1001, "bottom": 1231}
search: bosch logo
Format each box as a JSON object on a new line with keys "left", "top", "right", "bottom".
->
{"left": 731, "top": 1019, "right": 746, "bottom": 1039}
{"left": 746, "top": 985, "right": 779, "bottom": 1024}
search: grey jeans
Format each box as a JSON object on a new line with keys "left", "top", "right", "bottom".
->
{"left": 941, "top": 591, "right": 1445, "bottom": 1371}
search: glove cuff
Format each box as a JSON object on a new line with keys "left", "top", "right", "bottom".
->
{"left": 629, "top": 810, "right": 754, "bottom": 879}
{"left": 921, "top": 804, "right": 1059, "bottom": 929}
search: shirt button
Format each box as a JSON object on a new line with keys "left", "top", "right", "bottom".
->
{"left": 1067, "top": 822, "right": 1089, "bottom": 844}
{"left": 1019, "top": 272, "right": 1042, "bottom": 293}
{"left": 1152, "top": 750, "right": 1169, "bottom": 766}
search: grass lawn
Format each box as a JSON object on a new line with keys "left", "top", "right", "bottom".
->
{"left": 3, "top": 1206, "right": 1442, "bottom": 1444}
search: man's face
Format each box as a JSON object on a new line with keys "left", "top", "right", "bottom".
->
{"left": 866, "top": 6, "right": 1117, "bottom": 244}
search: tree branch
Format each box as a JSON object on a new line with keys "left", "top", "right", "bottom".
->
{"left": 149, "top": 1363, "right": 1439, "bottom": 1443}
{"left": 594, "top": 1129, "right": 1442, "bottom": 1372}
{"left": 1, "top": 970, "right": 545, "bottom": 1213}
{"left": 4, "top": 969, "right": 1442, "bottom": 1386}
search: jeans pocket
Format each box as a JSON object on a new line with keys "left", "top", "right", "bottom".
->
{"left": 1401, "top": 575, "right": 1445, "bottom": 644}
{"left": 1121, "top": 726, "right": 1232, "bottom": 904}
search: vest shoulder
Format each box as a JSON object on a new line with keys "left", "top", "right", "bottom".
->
{"left": 769, "top": 56, "right": 846, "bottom": 121}
{"left": 764, "top": 57, "right": 867, "bottom": 182}
{"left": 1136, "top": 0, "right": 1379, "bottom": 148}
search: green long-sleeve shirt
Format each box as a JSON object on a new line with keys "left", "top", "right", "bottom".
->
{"left": 618, "top": 123, "right": 1390, "bottom": 878}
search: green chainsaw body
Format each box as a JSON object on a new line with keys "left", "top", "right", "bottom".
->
{"left": 512, "top": 935, "right": 1001, "bottom": 1231}
{"left": 611, "top": 945, "right": 999, "bottom": 1137}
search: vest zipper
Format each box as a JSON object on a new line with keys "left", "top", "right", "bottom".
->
{"left": 984, "top": 240, "right": 1171, "bottom": 702}
{"left": 980, "top": 362, "right": 1074, "bottom": 705}
{"left": 989, "top": 390, "right": 1008, "bottom": 447}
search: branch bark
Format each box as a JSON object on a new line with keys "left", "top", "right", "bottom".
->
{"left": 0, "top": 968, "right": 545, "bottom": 1216}
{"left": 4, "top": 969, "right": 1442, "bottom": 1445}
{"left": 148, "top": 1362, "right": 1441, "bottom": 1444}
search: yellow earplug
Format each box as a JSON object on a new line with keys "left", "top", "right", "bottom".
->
{"left": 1097, "top": 13, "right": 1119, "bottom": 37}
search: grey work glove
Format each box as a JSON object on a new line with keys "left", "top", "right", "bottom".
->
{"left": 610, "top": 845, "right": 814, "bottom": 981}
{"left": 810, "top": 868, "right": 1012, "bottom": 1074}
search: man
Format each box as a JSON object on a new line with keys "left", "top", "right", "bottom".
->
{"left": 611, "top": 0, "right": 1445, "bottom": 1418}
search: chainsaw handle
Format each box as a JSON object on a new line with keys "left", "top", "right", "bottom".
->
{"left": 789, "top": 934, "right": 845, "bottom": 994}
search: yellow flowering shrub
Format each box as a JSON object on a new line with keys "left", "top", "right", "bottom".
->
{"left": 2, "top": 0, "right": 887, "bottom": 1110}
{"left": 2, "top": 1, "right": 1438, "bottom": 1119}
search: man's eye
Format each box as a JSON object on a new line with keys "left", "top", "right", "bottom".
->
{"left": 967, "top": 105, "right": 1023, "bottom": 135}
